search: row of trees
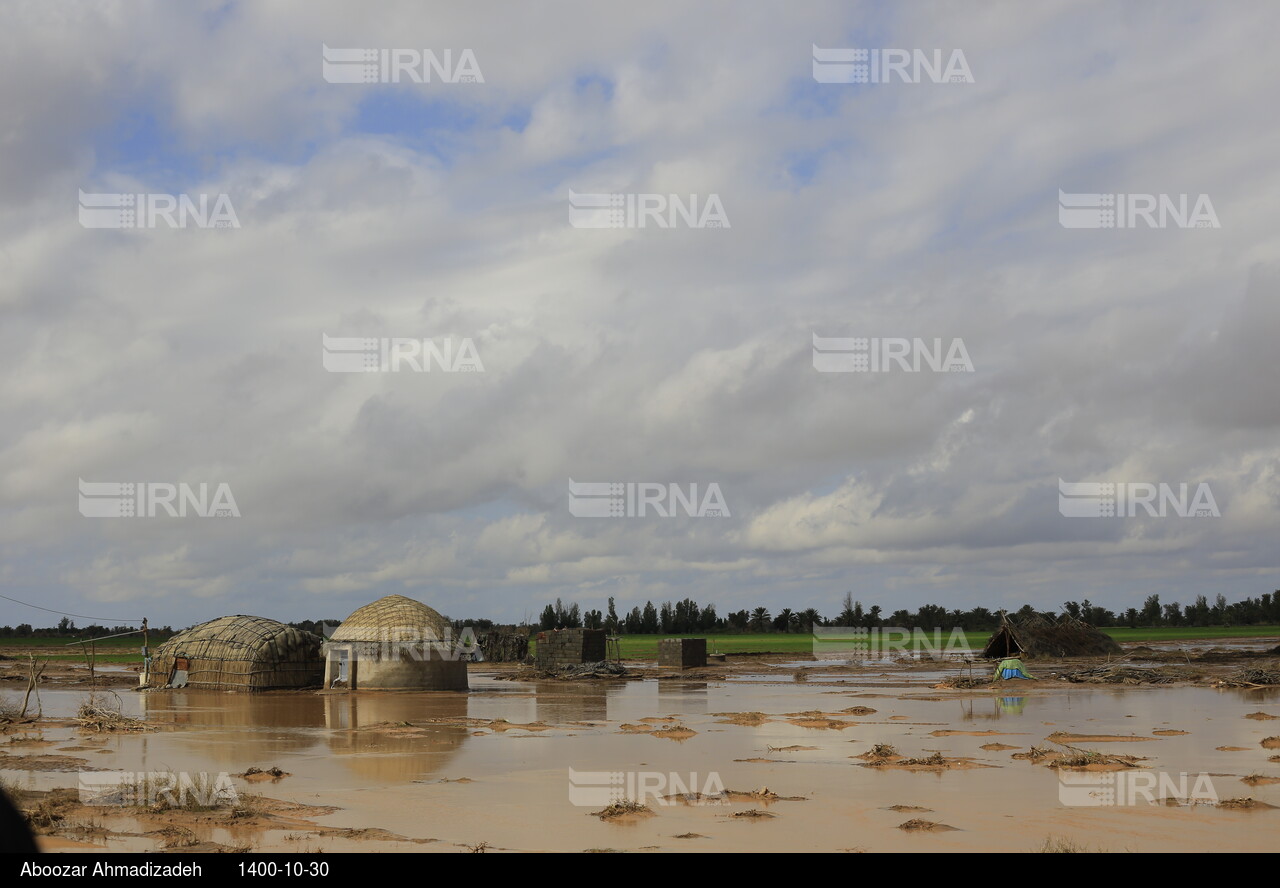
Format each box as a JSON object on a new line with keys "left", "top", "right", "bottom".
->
{"left": 6, "top": 590, "right": 1277, "bottom": 642}
{"left": 1076, "top": 592, "right": 1280, "bottom": 629}
{"left": 0, "top": 619, "right": 176, "bottom": 641}
{"left": 534, "top": 590, "right": 1280, "bottom": 634}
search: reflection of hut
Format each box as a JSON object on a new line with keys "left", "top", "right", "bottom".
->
{"left": 323, "top": 595, "right": 468, "bottom": 691}
{"left": 144, "top": 615, "right": 323, "bottom": 691}
{"left": 138, "top": 691, "right": 326, "bottom": 766}
{"left": 981, "top": 615, "right": 1121, "bottom": 659}
{"left": 324, "top": 694, "right": 470, "bottom": 782}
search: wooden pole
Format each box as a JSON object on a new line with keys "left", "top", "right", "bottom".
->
{"left": 142, "top": 617, "right": 149, "bottom": 685}
{"left": 79, "top": 641, "right": 93, "bottom": 689}
{"left": 19, "top": 655, "right": 46, "bottom": 719}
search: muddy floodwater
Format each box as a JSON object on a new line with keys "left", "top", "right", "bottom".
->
{"left": 4, "top": 670, "right": 1279, "bottom": 852}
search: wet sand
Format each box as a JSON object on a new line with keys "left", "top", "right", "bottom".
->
{"left": 3, "top": 652, "right": 1279, "bottom": 853}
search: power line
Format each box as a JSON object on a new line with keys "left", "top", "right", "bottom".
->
{"left": 63, "top": 629, "right": 145, "bottom": 645}
{"left": 0, "top": 594, "right": 142, "bottom": 624}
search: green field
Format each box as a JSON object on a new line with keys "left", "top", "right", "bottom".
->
{"left": 604, "top": 631, "right": 986, "bottom": 659}
{"left": 1103, "top": 626, "right": 1280, "bottom": 643}
{"left": 574, "top": 625, "right": 1280, "bottom": 660}
{"left": 608, "top": 633, "right": 818, "bottom": 659}
{"left": 0, "top": 634, "right": 150, "bottom": 664}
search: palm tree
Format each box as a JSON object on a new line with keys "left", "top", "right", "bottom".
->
{"left": 773, "top": 608, "right": 794, "bottom": 633}
{"left": 799, "top": 608, "right": 823, "bottom": 631}
{"left": 748, "top": 607, "right": 771, "bottom": 633}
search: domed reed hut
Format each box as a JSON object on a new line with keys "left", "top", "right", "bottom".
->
{"left": 144, "top": 615, "right": 324, "bottom": 691}
{"left": 323, "top": 595, "right": 468, "bottom": 691}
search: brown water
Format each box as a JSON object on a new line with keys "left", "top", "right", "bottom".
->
{"left": 5, "top": 678, "right": 1279, "bottom": 852}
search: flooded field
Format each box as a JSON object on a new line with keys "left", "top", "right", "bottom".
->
{"left": 4, "top": 663, "right": 1279, "bottom": 853}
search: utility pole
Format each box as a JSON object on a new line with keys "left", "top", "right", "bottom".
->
{"left": 141, "top": 617, "right": 149, "bottom": 684}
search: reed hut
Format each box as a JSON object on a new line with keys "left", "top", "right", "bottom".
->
{"left": 323, "top": 595, "right": 468, "bottom": 691}
{"left": 981, "top": 614, "right": 1121, "bottom": 659}
{"left": 144, "top": 615, "right": 324, "bottom": 691}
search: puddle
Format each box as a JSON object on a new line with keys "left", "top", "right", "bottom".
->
{"left": 4, "top": 678, "right": 1278, "bottom": 852}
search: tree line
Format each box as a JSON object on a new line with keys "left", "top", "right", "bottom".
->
{"left": 6, "top": 589, "right": 1276, "bottom": 641}
{"left": 0, "top": 618, "right": 176, "bottom": 641}
{"left": 534, "top": 590, "right": 1280, "bottom": 634}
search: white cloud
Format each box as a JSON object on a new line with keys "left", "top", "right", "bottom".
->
{"left": 1, "top": 1, "right": 1279, "bottom": 627}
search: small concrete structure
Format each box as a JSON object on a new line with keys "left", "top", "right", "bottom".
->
{"left": 534, "top": 628, "right": 606, "bottom": 670}
{"left": 658, "top": 637, "right": 707, "bottom": 669}
{"left": 323, "top": 595, "right": 468, "bottom": 691}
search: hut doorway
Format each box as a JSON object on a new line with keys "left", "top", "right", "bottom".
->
{"left": 327, "top": 646, "right": 356, "bottom": 689}
{"left": 171, "top": 656, "right": 190, "bottom": 688}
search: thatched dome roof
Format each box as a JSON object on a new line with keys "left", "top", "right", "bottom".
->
{"left": 330, "top": 595, "right": 451, "bottom": 643}
{"left": 154, "top": 615, "right": 319, "bottom": 662}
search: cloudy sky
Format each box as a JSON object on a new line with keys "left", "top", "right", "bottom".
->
{"left": 1, "top": 1, "right": 1278, "bottom": 630}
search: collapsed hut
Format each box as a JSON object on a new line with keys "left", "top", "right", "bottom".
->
{"left": 144, "top": 615, "right": 324, "bottom": 691}
{"left": 476, "top": 631, "right": 529, "bottom": 663}
{"left": 981, "top": 614, "right": 1122, "bottom": 659}
{"left": 323, "top": 595, "right": 468, "bottom": 691}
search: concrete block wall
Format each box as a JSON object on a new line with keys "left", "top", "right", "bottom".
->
{"left": 658, "top": 637, "right": 707, "bottom": 668}
{"left": 535, "top": 628, "right": 607, "bottom": 669}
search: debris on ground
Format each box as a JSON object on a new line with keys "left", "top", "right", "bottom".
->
{"left": 1045, "top": 745, "right": 1145, "bottom": 769}
{"left": 1057, "top": 665, "right": 1201, "bottom": 685}
{"left": 240, "top": 766, "right": 289, "bottom": 781}
{"left": 75, "top": 702, "right": 148, "bottom": 733}
{"left": 731, "top": 808, "right": 775, "bottom": 818}
{"left": 898, "top": 819, "right": 958, "bottom": 831}
{"left": 496, "top": 661, "right": 638, "bottom": 681}
{"left": 1216, "top": 797, "right": 1277, "bottom": 810}
{"left": 1214, "top": 668, "right": 1280, "bottom": 688}
{"left": 900, "top": 752, "right": 948, "bottom": 766}
{"left": 590, "top": 800, "right": 653, "bottom": 821}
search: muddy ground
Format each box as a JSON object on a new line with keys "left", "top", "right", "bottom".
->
{"left": 2, "top": 636, "right": 1278, "bottom": 853}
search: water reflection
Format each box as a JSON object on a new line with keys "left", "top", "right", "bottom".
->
{"left": 324, "top": 694, "right": 470, "bottom": 782}
{"left": 135, "top": 690, "right": 474, "bottom": 782}
{"left": 658, "top": 681, "right": 709, "bottom": 715}
{"left": 533, "top": 682, "right": 610, "bottom": 722}
{"left": 138, "top": 691, "right": 326, "bottom": 765}
{"left": 959, "top": 695, "right": 1032, "bottom": 722}
{"left": 999, "top": 697, "right": 1026, "bottom": 715}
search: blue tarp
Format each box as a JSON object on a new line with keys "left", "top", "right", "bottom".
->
{"left": 993, "top": 657, "right": 1033, "bottom": 680}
